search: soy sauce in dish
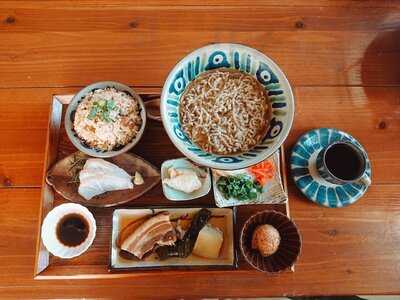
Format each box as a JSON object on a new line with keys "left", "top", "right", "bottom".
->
{"left": 56, "top": 213, "right": 89, "bottom": 247}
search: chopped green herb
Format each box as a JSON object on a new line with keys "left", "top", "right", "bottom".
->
{"left": 86, "top": 98, "right": 120, "bottom": 123}
{"left": 87, "top": 106, "right": 98, "bottom": 120}
{"left": 216, "top": 174, "right": 262, "bottom": 201}
{"left": 106, "top": 99, "right": 116, "bottom": 110}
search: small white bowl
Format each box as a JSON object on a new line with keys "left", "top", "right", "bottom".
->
{"left": 41, "top": 203, "right": 96, "bottom": 259}
{"left": 65, "top": 81, "right": 146, "bottom": 158}
{"left": 161, "top": 158, "right": 211, "bottom": 201}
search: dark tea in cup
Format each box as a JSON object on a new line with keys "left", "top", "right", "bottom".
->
{"left": 317, "top": 141, "right": 370, "bottom": 185}
{"left": 324, "top": 142, "right": 365, "bottom": 181}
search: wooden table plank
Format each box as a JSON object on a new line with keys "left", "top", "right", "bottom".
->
{"left": 1, "top": 0, "right": 399, "bottom": 8}
{"left": 1, "top": 5, "right": 400, "bottom": 32}
{"left": 1, "top": 185, "right": 399, "bottom": 297}
{"left": 0, "top": 31, "right": 399, "bottom": 88}
{"left": 1, "top": 86, "right": 399, "bottom": 187}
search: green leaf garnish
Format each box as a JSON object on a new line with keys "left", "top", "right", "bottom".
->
{"left": 106, "top": 99, "right": 116, "bottom": 110}
{"left": 87, "top": 106, "right": 98, "bottom": 120}
{"left": 216, "top": 175, "right": 262, "bottom": 201}
{"left": 87, "top": 98, "right": 119, "bottom": 122}
{"left": 97, "top": 99, "right": 106, "bottom": 107}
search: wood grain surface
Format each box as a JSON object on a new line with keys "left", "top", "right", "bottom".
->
{"left": 0, "top": 2, "right": 399, "bottom": 88}
{"left": 1, "top": 31, "right": 400, "bottom": 88}
{"left": 1, "top": 0, "right": 400, "bottom": 298}
{"left": 1, "top": 4, "right": 400, "bottom": 32}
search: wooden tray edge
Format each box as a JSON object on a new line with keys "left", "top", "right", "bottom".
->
{"left": 278, "top": 145, "right": 294, "bottom": 272}
{"left": 279, "top": 145, "right": 290, "bottom": 217}
{"left": 34, "top": 96, "right": 63, "bottom": 278}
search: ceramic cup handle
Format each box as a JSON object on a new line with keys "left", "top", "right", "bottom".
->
{"left": 359, "top": 173, "right": 371, "bottom": 186}
{"left": 144, "top": 98, "right": 162, "bottom": 122}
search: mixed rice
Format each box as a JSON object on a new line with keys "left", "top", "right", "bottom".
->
{"left": 73, "top": 87, "right": 142, "bottom": 151}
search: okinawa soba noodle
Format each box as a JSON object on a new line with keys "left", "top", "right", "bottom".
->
{"left": 179, "top": 68, "right": 270, "bottom": 155}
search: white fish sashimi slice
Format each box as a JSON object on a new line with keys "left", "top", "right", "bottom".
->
{"left": 79, "top": 169, "right": 97, "bottom": 182}
{"left": 79, "top": 177, "right": 105, "bottom": 200}
{"left": 79, "top": 173, "right": 133, "bottom": 200}
{"left": 99, "top": 174, "right": 133, "bottom": 192}
{"left": 78, "top": 158, "right": 134, "bottom": 200}
{"left": 79, "top": 168, "right": 129, "bottom": 182}
{"left": 83, "top": 158, "right": 131, "bottom": 178}
{"left": 83, "top": 158, "right": 131, "bottom": 179}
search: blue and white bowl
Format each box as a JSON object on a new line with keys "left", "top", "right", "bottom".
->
{"left": 161, "top": 43, "right": 295, "bottom": 170}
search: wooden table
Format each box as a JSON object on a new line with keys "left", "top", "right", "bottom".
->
{"left": 1, "top": 1, "right": 400, "bottom": 298}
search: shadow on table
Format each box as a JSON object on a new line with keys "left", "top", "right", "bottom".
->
{"left": 361, "top": 30, "right": 400, "bottom": 87}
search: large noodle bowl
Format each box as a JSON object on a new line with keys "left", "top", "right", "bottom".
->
{"left": 179, "top": 68, "right": 270, "bottom": 155}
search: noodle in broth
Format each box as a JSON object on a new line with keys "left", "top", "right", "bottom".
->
{"left": 179, "top": 68, "right": 270, "bottom": 155}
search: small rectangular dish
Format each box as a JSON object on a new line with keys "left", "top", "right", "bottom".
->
{"left": 110, "top": 207, "right": 236, "bottom": 270}
{"left": 212, "top": 151, "right": 288, "bottom": 207}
